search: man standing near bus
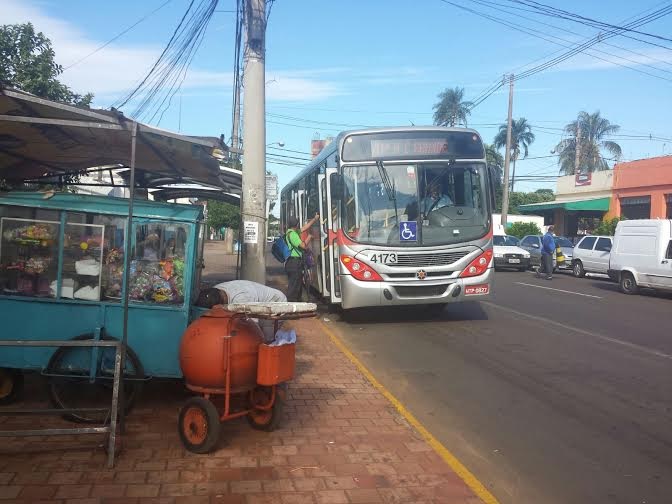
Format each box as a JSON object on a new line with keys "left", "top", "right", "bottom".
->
{"left": 285, "top": 214, "right": 319, "bottom": 301}
{"left": 537, "top": 225, "right": 555, "bottom": 280}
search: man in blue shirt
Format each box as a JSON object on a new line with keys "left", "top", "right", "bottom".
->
{"left": 537, "top": 225, "right": 555, "bottom": 280}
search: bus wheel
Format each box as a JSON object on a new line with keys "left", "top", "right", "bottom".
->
{"left": 0, "top": 368, "right": 24, "bottom": 405}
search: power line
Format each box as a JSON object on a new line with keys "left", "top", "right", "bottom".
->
{"left": 469, "top": 0, "right": 672, "bottom": 73}
{"left": 63, "top": 0, "right": 174, "bottom": 71}
{"left": 504, "top": 0, "right": 672, "bottom": 45}
{"left": 113, "top": 0, "right": 219, "bottom": 122}
{"left": 516, "top": 6, "right": 672, "bottom": 81}
{"left": 438, "top": 0, "right": 672, "bottom": 84}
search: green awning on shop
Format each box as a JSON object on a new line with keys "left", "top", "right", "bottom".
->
{"left": 518, "top": 197, "right": 611, "bottom": 213}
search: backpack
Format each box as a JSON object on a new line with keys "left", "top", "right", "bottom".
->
{"left": 271, "top": 235, "right": 291, "bottom": 263}
{"left": 272, "top": 230, "right": 301, "bottom": 263}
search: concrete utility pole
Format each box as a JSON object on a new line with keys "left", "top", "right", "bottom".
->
{"left": 574, "top": 123, "right": 581, "bottom": 173}
{"left": 500, "top": 74, "right": 514, "bottom": 227}
{"left": 240, "top": 0, "right": 267, "bottom": 283}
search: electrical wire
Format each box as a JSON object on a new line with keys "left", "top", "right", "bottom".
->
{"left": 514, "top": 5, "right": 672, "bottom": 82}
{"left": 63, "top": 0, "right": 174, "bottom": 71}
{"left": 504, "top": 0, "right": 672, "bottom": 45}
{"left": 113, "top": 0, "right": 219, "bottom": 123}
{"left": 469, "top": 0, "right": 672, "bottom": 73}
{"left": 438, "top": 0, "right": 672, "bottom": 84}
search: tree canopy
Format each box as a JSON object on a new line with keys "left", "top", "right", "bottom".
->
{"left": 0, "top": 23, "right": 93, "bottom": 106}
{"left": 493, "top": 118, "right": 535, "bottom": 191}
{"left": 432, "top": 87, "right": 473, "bottom": 127}
{"left": 554, "top": 111, "right": 622, "bottom": 175}
{"left": 206, "top": 200, "right": 240, "bottom": 231}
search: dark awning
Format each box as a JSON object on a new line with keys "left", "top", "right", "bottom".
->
{"left": 0, "top": 87, "right": 240, "bottom": 195}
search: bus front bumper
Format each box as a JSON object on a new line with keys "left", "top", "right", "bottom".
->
{"left": 339, "top": 268, "right": 494, "bottom": 309}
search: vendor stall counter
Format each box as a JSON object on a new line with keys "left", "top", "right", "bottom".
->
{"left": 0, "top": 192, "right": 208, "bottom": 418}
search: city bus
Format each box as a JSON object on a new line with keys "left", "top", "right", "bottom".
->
{"left": 279, "top": 127, "right": 495, "bottom": 310}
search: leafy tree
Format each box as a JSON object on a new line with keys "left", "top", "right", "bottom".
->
{"left": 0, "top": 23, "right": 93, "bottom": 106}
{"left": 507, "top": 189, "right": 554, "bottom": 214}
{"left": 554, "top": 111, "right": 622, "bottom": 175}
{"left": 493, "top": 118, "right": 535, "bottom": 191}
{"left": 206, "top": 200, "right": 240, "bottom": 230}
{"left": 594, "top": 216, "right": 624, "bottom": 236}
{"left": 507, "top": 221, "right": 542, "bottom": 239}
{"left": 432, "top": 87, "right": 473, "bottom": 127}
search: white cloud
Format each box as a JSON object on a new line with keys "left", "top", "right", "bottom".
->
{"left": 2, "top": 0, "right": 347, "bottom": 105}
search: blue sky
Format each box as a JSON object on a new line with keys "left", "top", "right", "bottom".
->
{"left": 6, "top": 0, "right": 672, "bottom": 199}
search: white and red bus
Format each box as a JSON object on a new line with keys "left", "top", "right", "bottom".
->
{"left": 280, "top": 127, "right": 495, "bottom": 310}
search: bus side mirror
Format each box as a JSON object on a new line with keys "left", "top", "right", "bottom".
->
{"left": 330, "top": 173, "right": 343, "bottom": 201}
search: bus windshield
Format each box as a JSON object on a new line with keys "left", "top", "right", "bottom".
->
{"left": 342, "top": 162, "right": 489, "bottom": 246}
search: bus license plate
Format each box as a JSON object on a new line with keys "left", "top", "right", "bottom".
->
{"left": 465, "top": 284, "right": 489, "bottom": 296}
{"left": 508, "top": 258, "right": 521, "bottom": 264}
{"left": 369, "top": 252, "right": 397, "bottom": 264}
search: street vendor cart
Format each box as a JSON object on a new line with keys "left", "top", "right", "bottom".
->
{"left": 0, "top": 192, "right": 208, "bottom": 421}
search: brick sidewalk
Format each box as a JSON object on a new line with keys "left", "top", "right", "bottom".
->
{"left": 0, "top": 319, "right": 482, "bottom": 504}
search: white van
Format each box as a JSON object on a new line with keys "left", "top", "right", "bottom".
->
{"left": 608, "top": 219, "right": 672, "bottom": 295}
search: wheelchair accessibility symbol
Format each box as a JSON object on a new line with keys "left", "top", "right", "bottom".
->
{"left": 399, "top": 221, "right": 417, "bottom": 242}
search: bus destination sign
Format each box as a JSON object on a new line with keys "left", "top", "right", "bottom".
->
{"left": 370, "top": 139, "right": 449, "bottom": 157}
{"left": 342, "top": 131, "right": 484, "bottom": 162}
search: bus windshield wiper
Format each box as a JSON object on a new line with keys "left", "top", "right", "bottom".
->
{"left": 376, "top": 160, "right": 399, "bottom": 225}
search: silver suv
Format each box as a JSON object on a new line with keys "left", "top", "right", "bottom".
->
{"left": 572, "top": 235, "right": 613, "bottom": 277}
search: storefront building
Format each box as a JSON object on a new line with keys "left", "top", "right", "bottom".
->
{"left": 607, "top": 156, "right": 672, "bottom": 220}
{"left": 519, "top": 155, "right": 672, "bottom": 238}
{"left": 518, "top": 170, "right": 613, "bottom": 237}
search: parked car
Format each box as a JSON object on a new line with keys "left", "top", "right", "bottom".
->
{"left": 493, "top": 234, "right": 531, "bottom": 271}
{"left": 608, "top": 219, "right": 672, "bottom": 295}
{"left": 519, "top": 234, "right": 575, "bottom": 271}
{"left": 572, "top": 235, "right": 613, "bottom": 277}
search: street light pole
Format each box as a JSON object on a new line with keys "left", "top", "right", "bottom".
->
{"left": 240, "top": 0, "right": 267, "bottom": 283}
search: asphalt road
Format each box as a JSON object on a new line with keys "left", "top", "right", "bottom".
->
{"left": 326, "top": 269, "right": 672, "bottom": 504}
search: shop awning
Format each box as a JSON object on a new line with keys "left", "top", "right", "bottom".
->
{"left": 0, "top": 87, "right": 240, "bottom": 195}
{"left": 518, "top": 197, "right": 611, "bottom": 213}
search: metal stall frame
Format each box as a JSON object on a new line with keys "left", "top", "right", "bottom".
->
{"left": 0, "top": 339, "right": 123, "bottom": 468}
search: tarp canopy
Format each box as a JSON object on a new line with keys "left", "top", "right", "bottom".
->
{"left": 0, "top": 87, "right": 240, "bottom": 196}
{"left": 518, "top": 197, "right": 611, "bottom": 213}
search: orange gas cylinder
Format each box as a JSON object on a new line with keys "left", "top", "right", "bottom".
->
{"left": 179, "top": 306, "right": 263, "bottom": 393}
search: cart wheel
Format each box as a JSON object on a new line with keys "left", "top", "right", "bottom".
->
{"left": 178, "top": 397, "right": 221, "bottom": 454}
{"left": 247, "top": 384, "right": 286, "bottom": 432}
{"left": 46, "top": 334, "right": 145, "bottom": 424}
{"left": 0, "top": 368, "right": 24, "bottom": 406}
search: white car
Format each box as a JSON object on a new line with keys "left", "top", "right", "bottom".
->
{"left": 493, "top": 235, "right": 531, "bottom": 271}
{"left": 572, "top": 235, "right": 613, "bottom": 277}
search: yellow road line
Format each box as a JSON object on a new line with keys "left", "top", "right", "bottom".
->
{"left": 319, "top": 319, "right": 500, "bottom": 504}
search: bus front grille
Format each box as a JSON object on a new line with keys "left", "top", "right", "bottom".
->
{"left": 390, "top": 251, "right": 470, "bottom": 267}
{"left": 394, "top": 284, "right": 448, "bottom": 298}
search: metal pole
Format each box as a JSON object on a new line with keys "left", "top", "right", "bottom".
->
{"left": 119, "top": 121, "right": 138, "bottom": 433}
{"left": 500, "top": 74, "right": 514, "bottom": 227}
{"left": 240, "top": 0, "right": 267, "bottom": 283}
{"left": 575, "top": 123, "right": 581, "bottom": 173}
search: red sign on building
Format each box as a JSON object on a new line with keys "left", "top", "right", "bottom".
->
{"left": 575, "top": 169, "right": 592, "bottom": 187}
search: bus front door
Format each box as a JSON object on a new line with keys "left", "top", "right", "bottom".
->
{"left": 320, "top": 168, "right": 341, "bottom": 304}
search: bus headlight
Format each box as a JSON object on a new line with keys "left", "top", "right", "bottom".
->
{"left": 459, "top": 249, "right": 493, "bottom": 278}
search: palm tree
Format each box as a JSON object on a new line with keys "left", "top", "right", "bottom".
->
{"left": 493, "top": 118, "right": 535, "bottom": 191}
{"left": 554, "top": 111, "right": 622, "bottom": 175}
{"left": 433, "top": 87, "right": 473, "bottom": 127}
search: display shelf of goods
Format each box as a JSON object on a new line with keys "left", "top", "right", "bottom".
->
{"left": 2, "top": 222, "right": 58, "bottom": 247}
{"left": 129, "top": 257, "right": 185, "bottom": 304}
